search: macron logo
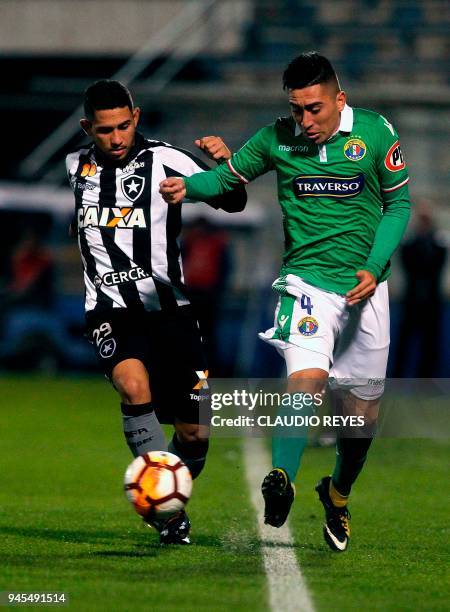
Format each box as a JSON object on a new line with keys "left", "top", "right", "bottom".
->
{"left": 279, "top": 144, "right": 309, "bottom": 153}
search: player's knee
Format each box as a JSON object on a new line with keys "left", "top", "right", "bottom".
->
{"left": 114, "top": 375, "right": 150, "bottom": 404}
{"left": 364, "top": 412, "right": 378, "bottom": 428}
{"left": 288, "top": 368, "right": 328, "bottom": 395}
{"left": 355, "top": 396, "right": 380, "bottom": 427}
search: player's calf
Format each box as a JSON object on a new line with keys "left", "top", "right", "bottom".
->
{"left": 169, "top": 426, "right": 209, "bottom": 479}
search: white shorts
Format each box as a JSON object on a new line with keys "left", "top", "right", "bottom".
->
{"left": 259, "top": 275, "right": 390, "bottom": 400}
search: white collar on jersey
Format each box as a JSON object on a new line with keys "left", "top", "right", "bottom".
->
{"left": 294, "top": 103, "right": 354, "bottom": 137}
{"left": 339, "top": 104, "right": 353, "bottom": 132}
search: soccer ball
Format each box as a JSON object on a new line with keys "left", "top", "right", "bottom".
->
{"left": 124, "top": 451, "right": 192, "bottom": 520}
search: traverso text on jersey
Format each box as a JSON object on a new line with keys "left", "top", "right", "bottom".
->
{"left": 293, "top": 173, "right": 365, "bottom": 198}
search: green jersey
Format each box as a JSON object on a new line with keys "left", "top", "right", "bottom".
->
{"left": 185, "top": 105, "right": 411, "bottom": 294}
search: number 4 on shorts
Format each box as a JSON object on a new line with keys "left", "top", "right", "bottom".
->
{"left": 301, "top": 294, "right": 313, "bottom": 315}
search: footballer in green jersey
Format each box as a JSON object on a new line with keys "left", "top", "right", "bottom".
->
{"left": 162, "top": 99, "right": 409, "bottom": 297}
{"left": 160, "top": 52, "right": 411, "bottom": 552}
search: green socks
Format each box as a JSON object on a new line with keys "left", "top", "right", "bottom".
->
{"left": 271, "top": 401, "right": 315, "bottom": 482}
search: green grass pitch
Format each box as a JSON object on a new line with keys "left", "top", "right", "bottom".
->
{"left": 0, "top": 376, "right": 448, "bottom": 611}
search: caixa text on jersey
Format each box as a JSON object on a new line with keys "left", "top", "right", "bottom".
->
{"left": 78, "top": 206, "right": 147, "bottom": 229}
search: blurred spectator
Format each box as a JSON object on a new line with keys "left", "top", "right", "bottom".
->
{"left": 393, "top": 205, "right": 447, "bottom": 377}
{"left": 0, "top": 228, "right": 58, "bottom": 371}
{"left": 6, "top": 228, "right": 54, "bottom": 309}
{"left": 182, "top": 217, "right": 231, "bottom": 375}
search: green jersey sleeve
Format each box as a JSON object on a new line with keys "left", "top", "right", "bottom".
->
{"left": 363, "top": 115, "right": 411, "bottom": 279}
{"left": 364, "top": 192, "right": 411, "bottom": 279}
{"left": 375, "top": 114, "right": 409, "bottom": 192}
{"left": 185, "top": 125, "right": 275, "bottom": 200}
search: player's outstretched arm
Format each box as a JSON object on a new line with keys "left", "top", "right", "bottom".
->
{"left": 159, "top": 135, "right": 246, "bottom": 212}
{"left": 161, "top": 126, "right": 273, "bottom": 210}
{"left": 193, "top": 136, "right": 246, "bottom": 212}
{"left": 159, "top": 136, "right": 230, "bottom": 204}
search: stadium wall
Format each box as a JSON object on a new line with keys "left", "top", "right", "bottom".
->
{"left": 0, "top": 0, "right": 252, "bottom": 54}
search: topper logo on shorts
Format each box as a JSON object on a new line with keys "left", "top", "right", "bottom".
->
{"left": 78, "top": 206, "right": 147, "bottom": 229}
{"left": 94, "top": 267, "right": 151, "bottom": 287}
{"left": 293, "top": 174, "right": 365, "bottom": 198}
{"left": 384, "top": 141, "right": 405, "bottom": 172}
{"left": 298, "top": 316, "right": 319, "bottom": 336}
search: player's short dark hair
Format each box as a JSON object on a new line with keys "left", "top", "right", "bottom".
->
{"left": 282, "top": 52, "right": 339, "bottom": 91}
{"left": 83, "top": 80, "right": 134, "bottom": 119}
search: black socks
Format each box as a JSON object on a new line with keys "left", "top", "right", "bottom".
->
{"left": 168, "top": 433, "right": 209, "bottom": 479}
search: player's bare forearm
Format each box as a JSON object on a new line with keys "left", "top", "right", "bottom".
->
{"left": 159, "top": 177, "right": 186, "bottom": 204}
{"left": 346, "top": 270, "right": 377, "bottom": 305}
{"left": 195, "top": 136, "right": 232, "bottom": 162}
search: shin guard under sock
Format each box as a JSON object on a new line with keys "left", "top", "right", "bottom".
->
{"left": 121, "top": 402, "right": 167, "bottom": 457}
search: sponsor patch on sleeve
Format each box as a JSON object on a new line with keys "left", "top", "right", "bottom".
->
{"left": 384, "top": 141, "right": 405, "bottom": 172}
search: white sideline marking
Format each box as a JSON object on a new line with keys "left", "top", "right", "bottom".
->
{"left": 243, "top": 436, "right": 315, "bottom": 612}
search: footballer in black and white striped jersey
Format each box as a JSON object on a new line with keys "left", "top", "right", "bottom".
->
{"left": 66, "top": 133, "right": 246, "bottom": 315}
{"left": 66, "top": 79, "right": 245, "bottom": 544}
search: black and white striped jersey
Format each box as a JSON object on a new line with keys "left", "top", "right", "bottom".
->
{"left": 66, "top": 133, "right": 246, "bottom": 314}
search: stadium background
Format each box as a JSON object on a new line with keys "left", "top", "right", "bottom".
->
{"left": 0, "top": 0, "right": 448, "bottom": 377}
{"left": 0, "top": 2, "right": 449, "bottom": 611}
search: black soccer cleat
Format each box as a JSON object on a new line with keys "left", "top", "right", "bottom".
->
{"left": 315, "top": 476, "right": 351, "bottom": 552}
{"left": 146, "top": 510, "right": 191, "bottom": 545}
{"left": 261, "top": 468, "right": 295, "bottom": 528}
